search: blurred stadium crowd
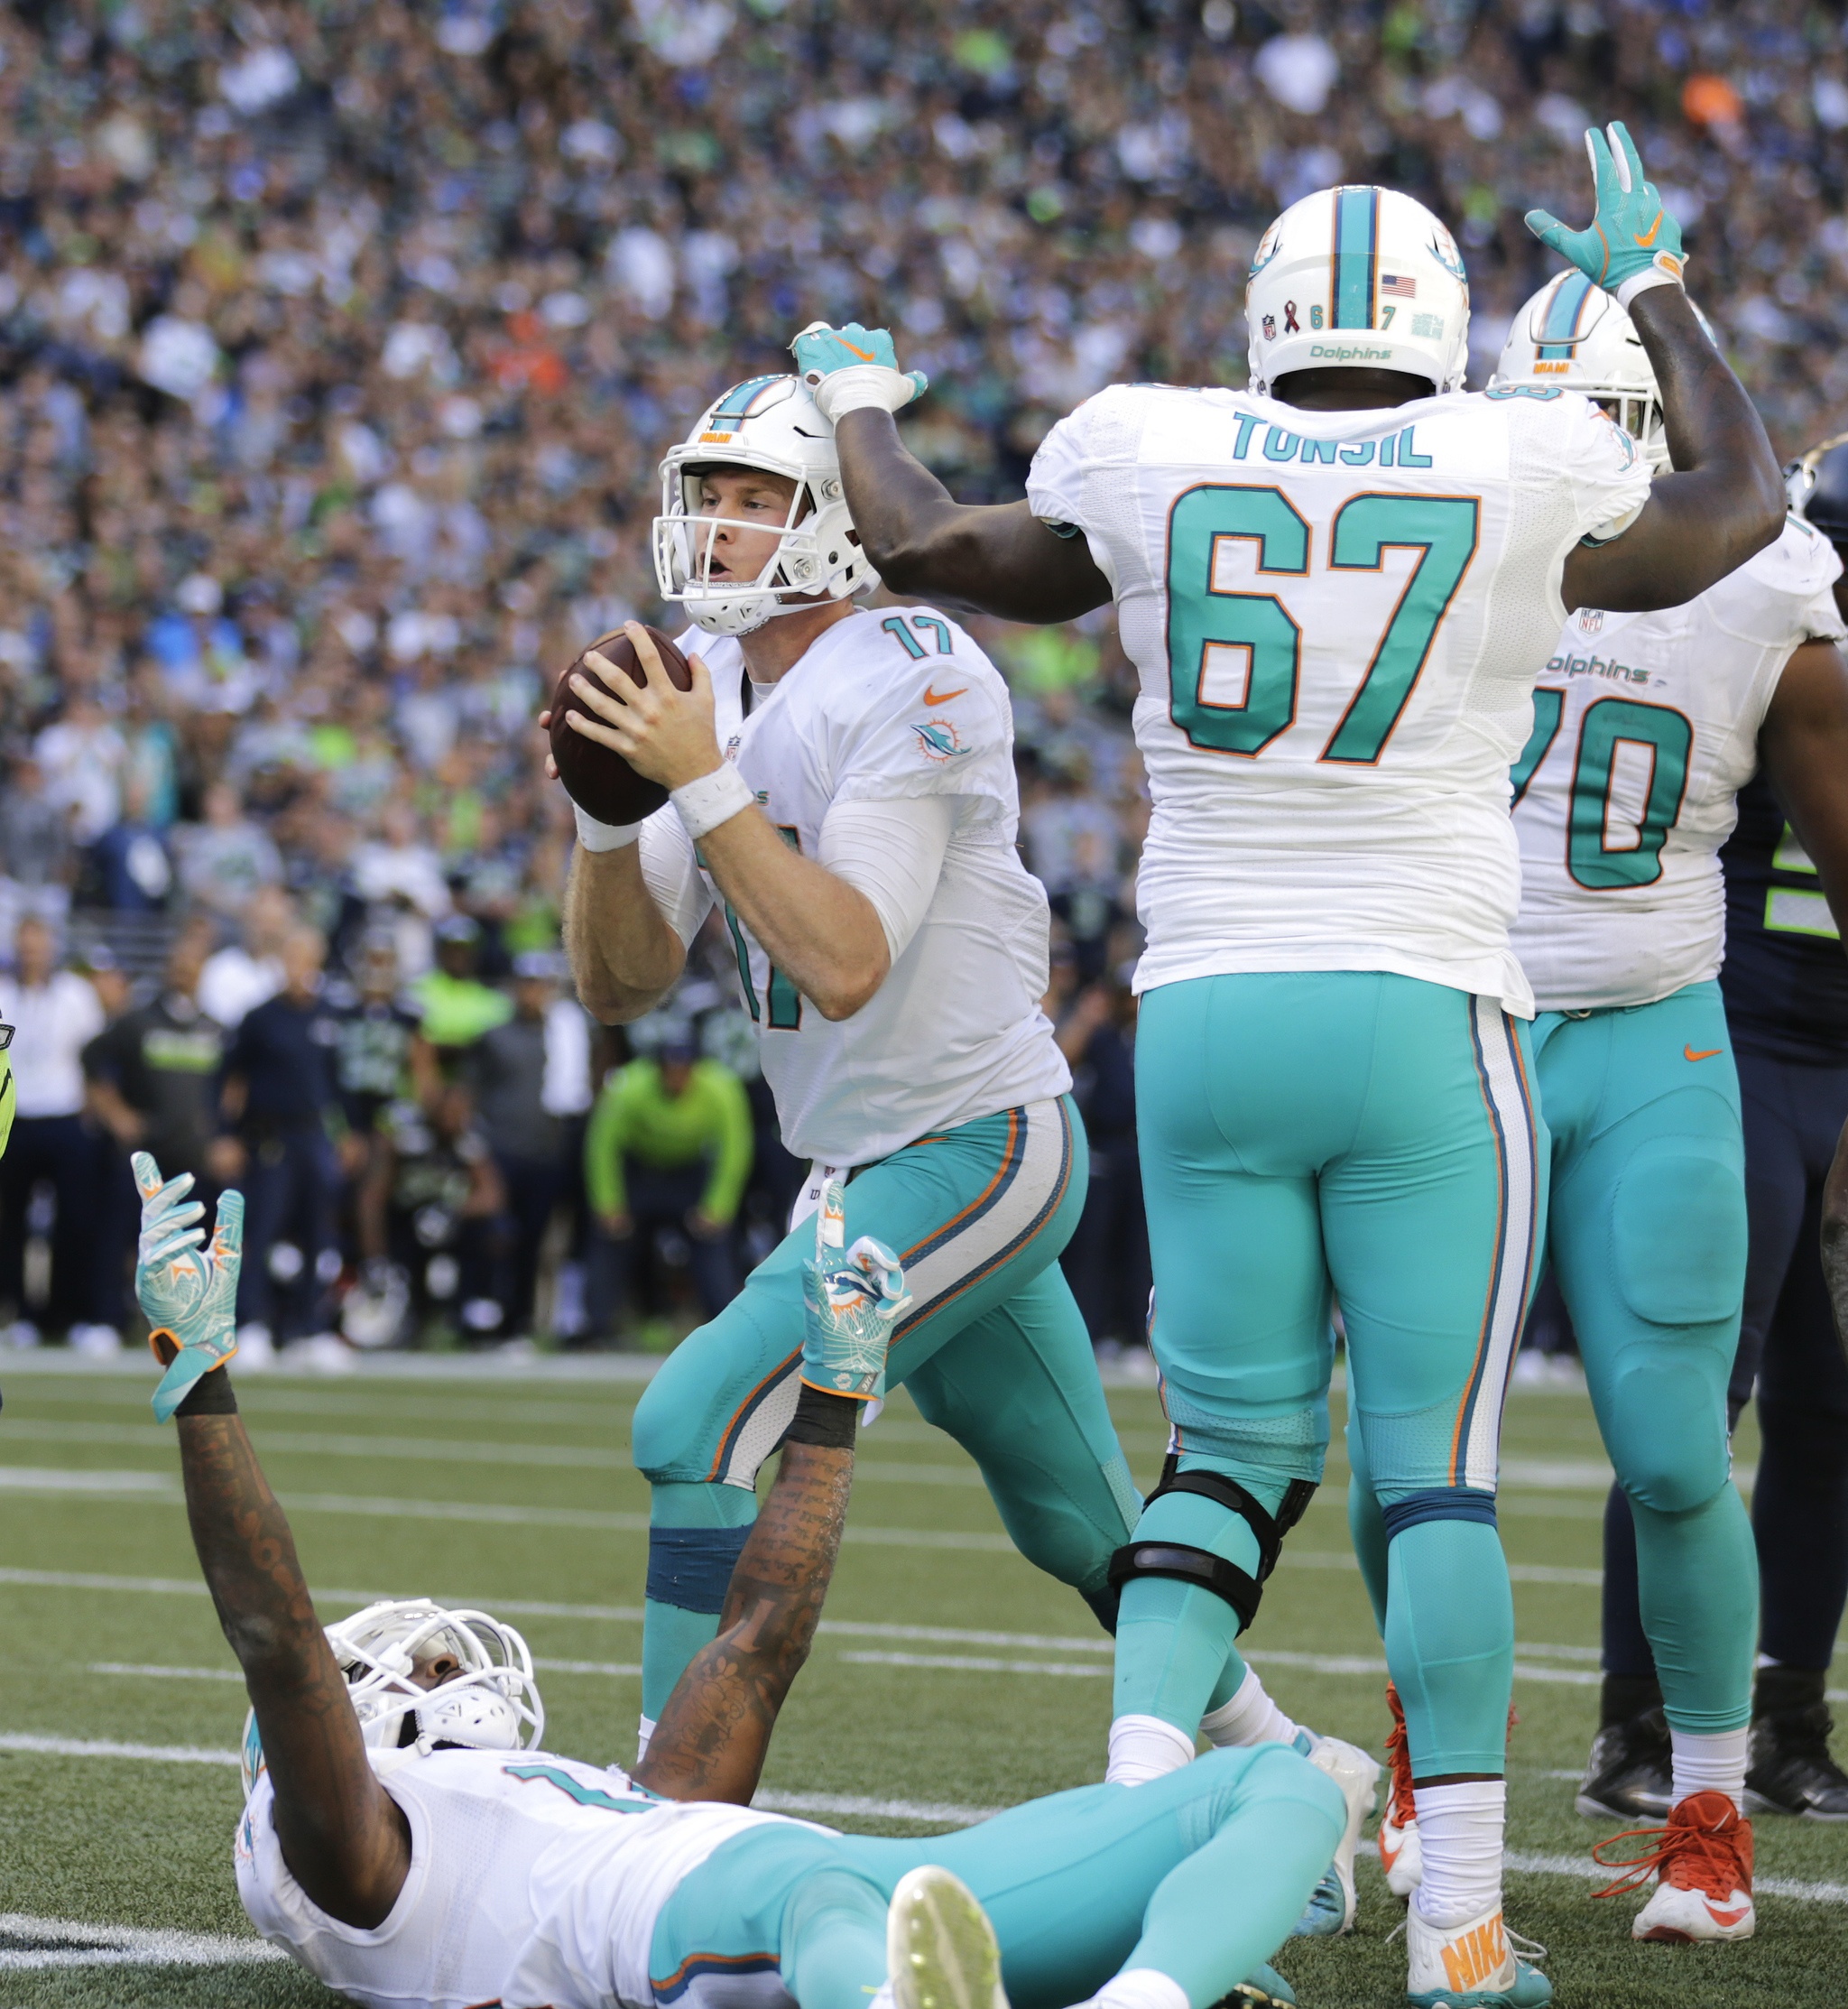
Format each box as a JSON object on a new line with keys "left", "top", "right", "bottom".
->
{"left": 0, "top": 0, "right": 1835, "bottom": 1356}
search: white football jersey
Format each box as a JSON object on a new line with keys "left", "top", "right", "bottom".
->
{"left": 639, "top": 605, "right": 1069, "bottom": 1165}
{"left": 1026, "top": 383, "right": 1655, "bottom": 1014}
{"left": 236, "top": 1745, "right": 799, "bottom": 2009}
{"left": 1510, "top": 517, "right": 1844, "bottom": 1012}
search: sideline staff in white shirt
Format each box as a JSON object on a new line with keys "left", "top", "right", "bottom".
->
{"left": 0, "top": 915, "right": 109, "bottom": 1349}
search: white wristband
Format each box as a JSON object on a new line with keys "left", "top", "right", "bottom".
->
{"left": 1614, "top": 265, "right": 1684, "bottom": 311}
{"left": 574, "top": 802, "right": 642, "bottom": 853}
{"left": 807, "top": 364, "right": 917, "bottom": 424}
{"left": 671, "top": 763, "right": 755, "bottom": 842}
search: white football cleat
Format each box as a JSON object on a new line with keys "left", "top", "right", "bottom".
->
{"left": 1378, "top": 1680, "right": 1423, "bottom": 1898}
{"left": 888, "top": 1865, "right": 1007, "bottom": 2009}
{"left": 1290, "top": 1733, "right": 1381, "bottom": 1934}
{"left": 1406, "top": 1903, "right": 1552, "bottom": 2008}
{"left": 1594, "top": 1790, "right": 1755, "bottom": 1944}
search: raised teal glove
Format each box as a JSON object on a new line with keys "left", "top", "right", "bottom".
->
{"left": 134, "top": 1151, "right": 245, "bottom": 1422}
{"left": 790, "top": 321, "right": 928, "bottom": 424}
{"left": 799, "top": 1177, "right": 911, "bottom": 1402}
{"left": 1525, "top": 121, "right": 1685, "bottom": 308}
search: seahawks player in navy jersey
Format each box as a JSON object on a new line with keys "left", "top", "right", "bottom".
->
{"left": 1594, "top": 433, "right": 1848, "bottom": 1823}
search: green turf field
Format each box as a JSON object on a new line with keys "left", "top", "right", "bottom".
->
{"left": 1, "top": 1356, "right": 1843, "bottom": 2007}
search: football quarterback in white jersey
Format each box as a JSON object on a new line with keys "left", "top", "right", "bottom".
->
{"left": 556, "top": 374, "right": 1141, "bottom": 1762}
{"left": 134, "top": 1159, "right": 1338, "bottom": 2009}
{"left": 798, "top": 121, "right": 1788, "bottom": 2009}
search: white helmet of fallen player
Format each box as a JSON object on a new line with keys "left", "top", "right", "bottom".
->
{"left": 1246, "top": 185, "right": 1470, "bottom": 399}
{"left": 1491, "top": 271, "right": 1718, "bottom": 474}
{"left": 651, "top": 374, "right": 875, "bottom": 637}
{"left": 239, "top": 1598, "right": 545, "bottom": 1794}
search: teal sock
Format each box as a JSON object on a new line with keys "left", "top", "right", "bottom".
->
{"left": 1382, "top": 1518, "right": 1513, "bottom": 1777}
{"left": 642, "top": 1479, "right": 758, "bottom": 1720}
{"left": 1113, "top": 1475, "right": 1284, "bottom": 1736}
{"left": 1204, "top": 1643, "right": 1249, "bottom": 1715}
{"left": 1126, "top": 1746, "right": 1346, "bottom": 2005}
{"left": 1634, "top": 1484, "right": 1758, "bottom": 1733}
{"left": 781, "top": 1868, "right": 890, "bottom": 2009}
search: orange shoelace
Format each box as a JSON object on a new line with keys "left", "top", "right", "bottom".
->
{"left": 1589, "top": 1791, "right": 1752, "bottom": 1901}
{"left": 1383, "top": 1681, "right": 1519, "bottom": 1824}
{"left": 1383, "top": 1682, "right": 1418, "bottom": 1827}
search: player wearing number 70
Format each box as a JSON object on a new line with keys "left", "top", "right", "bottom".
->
{"left": 1341, "top": 277, "right": 1848, "bottom": 1947}
{"left": 559, "top": 375, "right": 1141, "bottom": 1767}
{"left": 797, "top": 125, "right": 1786, "bottom": 2009}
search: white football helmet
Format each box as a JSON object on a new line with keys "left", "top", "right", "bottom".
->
{"left": 1247, "top": 185, "right": 1470, "bottom": 398}
{"left": 1492, "top": 271, "right": 1717, "bottom": 473}
{"left": 651, "top": 374, "right": 875, "bottom": 637}
{"left": 239, "top": 1597, "right": 544, "bottom": 1796}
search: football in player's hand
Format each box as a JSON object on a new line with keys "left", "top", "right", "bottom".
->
{"left": 547, "top": 625, "right": 694, "bottom": 826}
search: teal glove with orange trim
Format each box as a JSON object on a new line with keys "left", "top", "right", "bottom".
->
{"left": 1525, "top": 121, "right": 1685, "bottom": 308}
{"left": 790, "top": 321, "right": 929, "bottom": 424}
{"left": 799, "top": 1177, "right": 911, "bottom": 1403}
{"left": 134, "top": 1152, "right": 245, "bottom": 1421}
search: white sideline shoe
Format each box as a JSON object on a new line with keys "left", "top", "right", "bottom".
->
{"left": 887, "top": 1866, "right": 1007, "bottom": 2009}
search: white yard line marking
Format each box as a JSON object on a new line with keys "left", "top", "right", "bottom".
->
{"left": 0, "top": 1474, "right": 1020, "bottom": 1550}
{"left": 0, "top": 1912, "right": 283, "bottom": 1971}
{"left": 841, "top": 1650, "right": 1110, "bottom": 1678}
{"left": 538, "top": 1659, "right": 644, "bottom": 1677}
{"left": 0, "top": 1467, "right": 174, "bottom": 1494}
{"left": 2, "top": 1422, "right": 987, "bottom": 1486}
{"left": 839, "top": 1647, "right": 1600, "bottom": 1687}
{"left": 88, "top": 1663, "right": 243, "bottom": 1682}
{"left": 753, "top": 1789, "right": 998, "bottom": 1826}
{"left": 0, "top": 1733, "right": 240, "bottom": 1765}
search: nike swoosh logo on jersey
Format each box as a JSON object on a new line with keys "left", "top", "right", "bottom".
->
{"left": 1684, "top": 1046, "right": 1723, "bottom": 1061}
{"left": 1635, "top": 215, "right": 1663, "bottom": 247}
{"left": 922, "top": 684, "right": 967, "bottom": 707}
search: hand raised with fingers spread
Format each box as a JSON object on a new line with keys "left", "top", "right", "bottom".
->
{"left": 1525, "top": 120, "right": 1685, "bottom": 308}
{"left": 799, "top": 1177, "right": 911, "bottom": 1403}
{"left": 567, "top": 621, "right": 724, "bottom": 791}
{"left": 790, "top": 321, "right": 929, "bottom": 424}
{"left": 134, "top": 1151, "right": 245, "bottom": 1421}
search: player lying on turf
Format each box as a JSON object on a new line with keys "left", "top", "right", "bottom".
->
{"left": 792, "top": 124, "right": 1786, "bottom": 2009}
{"left": 134, "top": 1153, "right": 1342, "bottom": 2009}
{"left": 554, "top": 375, "right": 1145, "bottom": 1764}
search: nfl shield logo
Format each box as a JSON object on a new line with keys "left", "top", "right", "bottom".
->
{"left": 1579, "top": 609, "right": 1604, "bottom": 634}
{"left": 1261, "top": 314, "right": 1276, "bottom": 340}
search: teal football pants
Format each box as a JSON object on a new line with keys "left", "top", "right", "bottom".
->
{"left": 1531, "top": 984, "right": 1753, "bottom": 1732}
{"left": 649, "top": 1744, "right": 1344, "bottom": 2009}
{"left": 1348, "top": 985, "right": 1754, "bottom": 1732}
{"left": 1123, "top": 973, "right": 1543, "bottom": 1778}
{"left": 631, "top": 1097, "right": 1141, "bottom": 1717}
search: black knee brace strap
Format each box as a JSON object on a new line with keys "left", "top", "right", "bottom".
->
{"left": 1104, "top": 1460, "right": 1317, "bottom": 1632}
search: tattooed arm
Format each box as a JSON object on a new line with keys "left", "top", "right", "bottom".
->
{"left": 175, "top": 1384, "right": 411, "bottom": 1927}
{"left": 632, "top": 1393, "right": 858, "bottom": 1805}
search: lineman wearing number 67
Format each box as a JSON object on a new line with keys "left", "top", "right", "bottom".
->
{"left": 799, "top": 125, "right": 1787, "bottom": 2008}
{"left": 556, "top": 375, "right": 1143, "bottom": 1768}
